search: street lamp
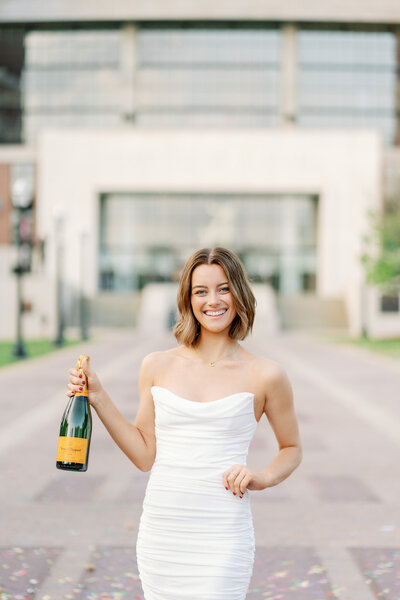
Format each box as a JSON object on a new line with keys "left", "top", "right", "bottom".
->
{"left": 11, "top": 176, "right": 34, "bottom": 358}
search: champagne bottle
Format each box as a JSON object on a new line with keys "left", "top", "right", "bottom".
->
{"left": 56, "top": 354, "right": 92, "bottom": 472}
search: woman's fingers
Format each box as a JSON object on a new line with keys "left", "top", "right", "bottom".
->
{"left": 237, "top": 472, "right": 252, "bottom": 495}
{"left": 68, "top": 368, "right": 83, "bottom": 378}
{"left": 228, "top": 471, "right": 246, "bottom": 496}
{"left": 222, "top": 466, "right": 237, "bottom": 490}
{"left": 68, "top": 368, "right": 85, "bottom": 385}
{"left": 227, "top": 471, "right": 238, "bottom": 491}
{"left": 222, "top": 465, "right": 247, "bottom": 498}
{"left": 67, "top": 381, "right": 84, "bottom": 395}
{"left": 233, "top": 471, "right": 247, "bottom": 495}
{"left": 67, "top": 365, "right": 90, "bottom": 397}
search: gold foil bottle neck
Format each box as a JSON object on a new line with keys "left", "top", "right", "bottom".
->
{"left": 77, "top": 354, "right": 90, "bottom": 373}
{"left": 75, "top": 355, "right": 90, "bottom": 397}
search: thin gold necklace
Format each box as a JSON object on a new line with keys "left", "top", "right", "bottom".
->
{"left": 196, "top": 346, "right": 238, "bottom": 367}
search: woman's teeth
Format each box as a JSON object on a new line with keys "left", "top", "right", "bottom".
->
{"left": 204, "top": 309, "right": 226, "bottom": 316}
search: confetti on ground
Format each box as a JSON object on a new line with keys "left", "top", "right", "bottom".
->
{"left": 0, "top": 546, "right": 61, "bottom": 599}
{"left": 73, "top": 544, "right": 335, "bottom": 599}
{"left": 3, "top": 544, "right": 398, "bottom": 599}
{"left": 247, "top": 546, "right": 335, "bottom": 598}
{"left": 85, "top": 564, "right": 96, "bottom": 572}
{"left": 350, "top": 547, "right": 400, "bottom": 600}
{"left": 75, "top": 546, "right": 143, "bottom": 599}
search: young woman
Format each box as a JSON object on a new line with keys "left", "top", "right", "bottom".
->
{"left": 67, "top": 247, "right": 302, "bottom": 600}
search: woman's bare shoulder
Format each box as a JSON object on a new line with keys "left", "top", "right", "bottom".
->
{"left": 138, "top": 348, "right": 182, "bottom": 387}
{"left": 246, "top": 351, "right": 288, "bottom": 384}
{"left": 140, "top": 347, "right": 184, "bottom": 372}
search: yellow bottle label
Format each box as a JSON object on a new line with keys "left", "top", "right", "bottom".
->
{"left": 57, "top": 436, "right": 88, "bottom": 464}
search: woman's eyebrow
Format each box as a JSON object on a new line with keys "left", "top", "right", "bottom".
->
{"left": 192, "top": 281, "right": 229, "bottom": 289}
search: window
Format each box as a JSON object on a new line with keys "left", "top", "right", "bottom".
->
{"left": 298, "top": 28, "right": 397, "bottom": 146}
{"left": 0, "top": 28, "right": 25, "bottom": 143}
{"left": 380, "top": 293, "right": 399, "bottom": 312}
{"left": 136, "top": 27, "right": 280, "bottom": 127}
{"left": 99, "top": 193, "right": 317, "bottom": 293}
{"left": 22, "top": 29, "right": 122, "bottom": 142}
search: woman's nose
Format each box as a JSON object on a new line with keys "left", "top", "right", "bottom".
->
{"left": 207, "top": 290, "right": 220, "bottom": 305}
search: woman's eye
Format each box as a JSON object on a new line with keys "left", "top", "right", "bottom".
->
{"left": 220, "top": 287, "right": 230, "bottom": 293}
{"left": 195, "top": 290, "right": 206, "bottom": 295}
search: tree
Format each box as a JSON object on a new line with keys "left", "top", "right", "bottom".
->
{"left": 360, "top": 208, "right": 400, "bottom": 295}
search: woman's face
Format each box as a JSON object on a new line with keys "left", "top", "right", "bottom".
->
{"left": 190, "top": 264, "right": 237, "bottom": 334}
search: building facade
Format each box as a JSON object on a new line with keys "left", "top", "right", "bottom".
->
{"left": 1, "top": 1, "right": 400, "bottom": 338}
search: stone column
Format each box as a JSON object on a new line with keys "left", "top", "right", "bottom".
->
{"left": 280, "top": 197, "right": 301, "bottom": 295}
{"left": 120, "top": 24, "right": 138, "bottom": 124}
{"left": 280, "top": 24, "right": 298, "bottom": 126}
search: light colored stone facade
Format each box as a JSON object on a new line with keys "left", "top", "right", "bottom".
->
{"left": 34, "top": 128, "right": 381, "bottom": 337}
{"left": 2, "top": 0, "right": 400, "bottom": 24}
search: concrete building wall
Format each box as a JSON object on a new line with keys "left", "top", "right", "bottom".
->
{"left": 36, "top": 128, "right": 382, "bottom": 337}
{"left": 2, "top": 0, "right": 400, "bottom": 24}
{"left": 0, "top": 164, "right": 12, "bottom": 245}
{"left": 365, "top": 286, "right": 400, "bottom": 338}
{"left": 0, "top": 244, "right": 56, "bottom": 340}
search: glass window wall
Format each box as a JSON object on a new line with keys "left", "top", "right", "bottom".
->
{"left": 22, "top": 29, "right": 122, "bottom": 143}
{"left": 0, "top": 28, "right": 25, "bottom": 143}
{"left": 136, "top": 27, "right": 281, "bottom": 127}
{"left": 99, "top": 193, "right": 317, "bottom": 295}
{"left": 3, "top": 24, "right": 398, "bottom": 145}
{"left": 298, "top": 28, "right": 397, "bottom": 146}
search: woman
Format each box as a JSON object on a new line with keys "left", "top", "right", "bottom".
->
{"left": 67, "top": 247, "right": 302, "bottom": 600}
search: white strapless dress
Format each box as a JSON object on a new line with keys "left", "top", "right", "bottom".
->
{"left": 136, "top": 385, "right": 258, "bottom": 600}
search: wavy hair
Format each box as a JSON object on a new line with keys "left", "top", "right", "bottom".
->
{"left": 173, "top": 247, "right": 256, "bottom": 347}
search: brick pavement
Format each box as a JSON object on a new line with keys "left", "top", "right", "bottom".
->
{"left": 0, "top": 327, "right": 399, "bottom": 600}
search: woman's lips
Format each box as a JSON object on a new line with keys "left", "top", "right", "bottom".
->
{"left": 203, "top": 309, "right": 227, "bottom": 318}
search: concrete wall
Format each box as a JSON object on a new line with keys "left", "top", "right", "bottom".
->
{"left": 36, "top": 128, "right": 382, "bottom": 337}
{"left": 365, "top": 286, "right": 400, "bottom": 339}
{"left": 2, "top": 0, "right": 400, "bottom": 24}
{"left": 0, "top": 246, "right": 56, "bottom": 340}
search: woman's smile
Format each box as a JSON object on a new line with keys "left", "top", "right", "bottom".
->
{"left": 203, "top": 308, "right": 228, "bottom": 318}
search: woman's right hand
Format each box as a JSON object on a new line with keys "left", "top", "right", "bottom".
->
{"left": 67, "top": 356, "right": 104, "bottom": 409}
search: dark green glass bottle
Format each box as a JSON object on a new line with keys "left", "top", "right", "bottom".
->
{"left": 56, "top": 354, "right": 92, "bottom": 472}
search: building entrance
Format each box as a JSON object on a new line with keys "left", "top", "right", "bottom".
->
{"left": 99, "top": 192, "right": 317, "bottom": 295}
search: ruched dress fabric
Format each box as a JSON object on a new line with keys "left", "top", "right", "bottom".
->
{"left": 136, "top": 385, "right": 258, "bottom": 600}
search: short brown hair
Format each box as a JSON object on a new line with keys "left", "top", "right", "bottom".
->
{"left": 173, "top": 247, "right": 256, "bottom": 347}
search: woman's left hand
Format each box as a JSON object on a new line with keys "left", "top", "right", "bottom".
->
{"left": 222, "top": 464, "right": 270, "bottom": 497}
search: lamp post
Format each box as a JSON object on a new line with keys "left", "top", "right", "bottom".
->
{"left": 12, "top": 260, "right": 27, "bottom": 358}
{"left": 11, "top": 177, "right": 33, "bottom": 359}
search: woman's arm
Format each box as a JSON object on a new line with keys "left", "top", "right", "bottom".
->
{"left": 68, "top": 354, "right": 157, "bottom": 472}
{"left": 222, "top": 360, "right": 302, "bottom": 496}
{"left": 258, "top": 363, "right": 302, "bottom": 487}
{"left": 132, "top": 353, "right": 158, "bottom": 471}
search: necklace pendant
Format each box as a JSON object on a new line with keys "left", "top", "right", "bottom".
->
{"left": 210, "top": 361, "right": 216, "bottom": 367}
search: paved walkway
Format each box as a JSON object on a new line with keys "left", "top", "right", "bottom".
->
{"left": 0, "top": 328, "right": 399, "bottom": 600}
